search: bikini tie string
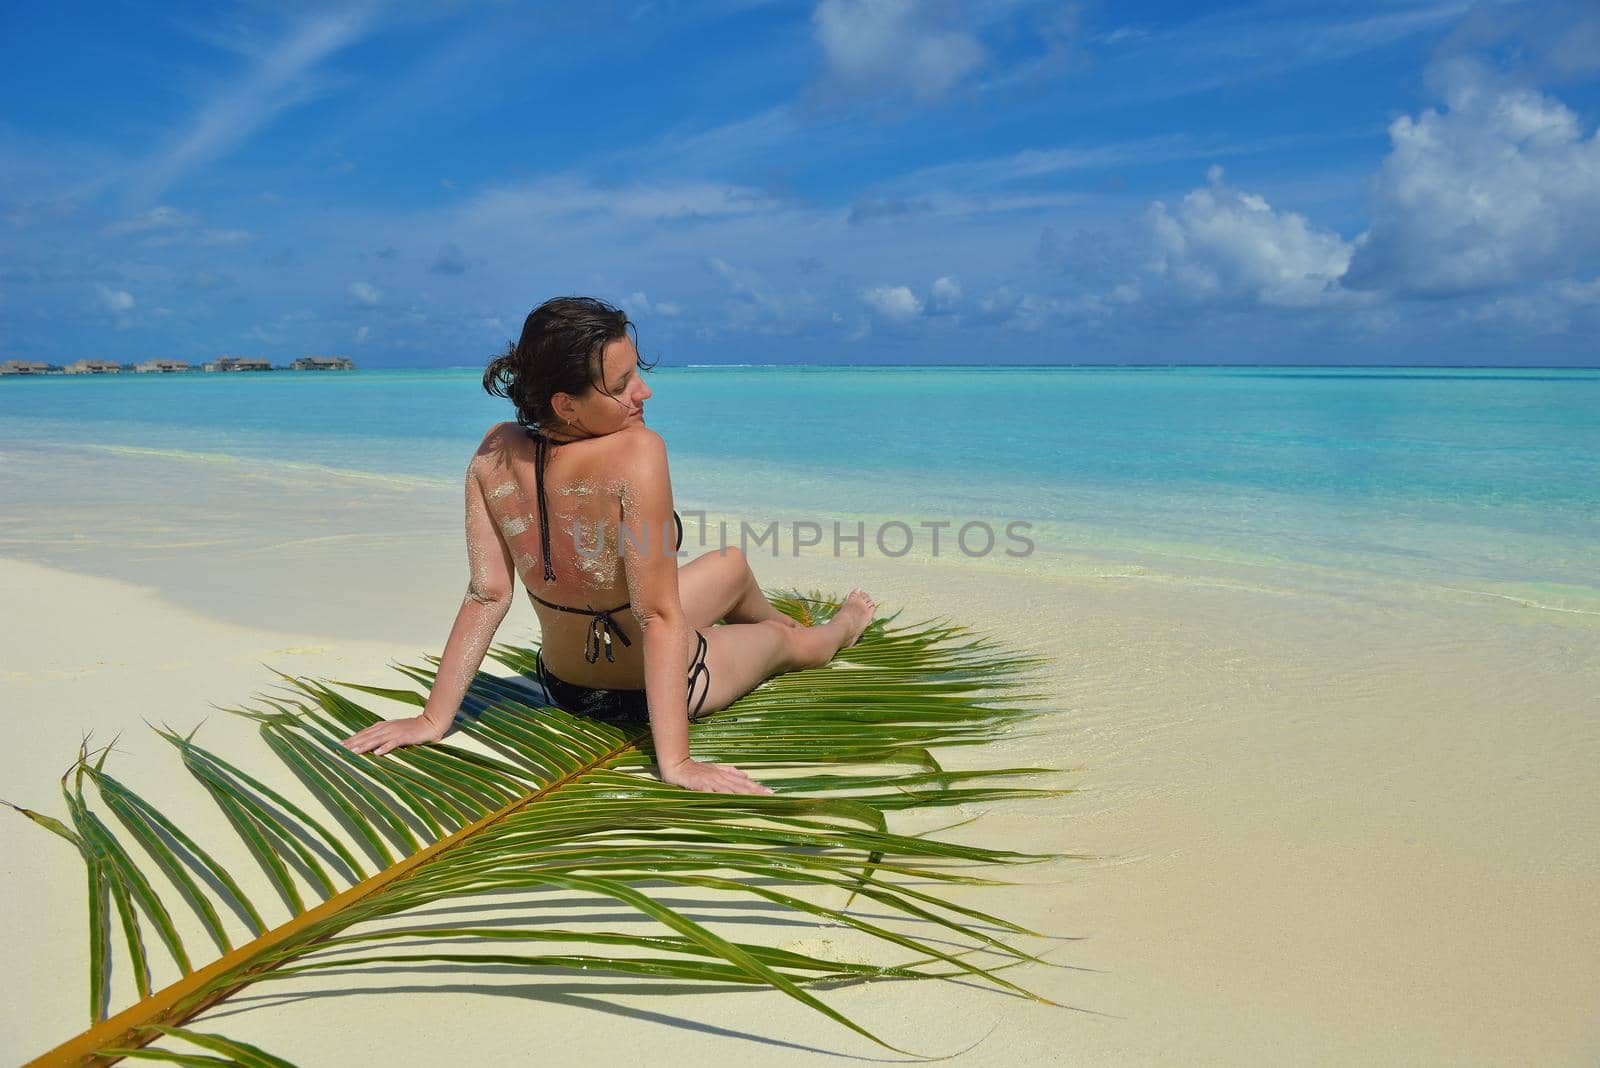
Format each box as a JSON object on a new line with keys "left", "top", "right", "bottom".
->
{"left": 584, "top": 607, "right": 633, "bottom": 664}
{"left": 529, "top": 426, "right": 557, "bottom": 582}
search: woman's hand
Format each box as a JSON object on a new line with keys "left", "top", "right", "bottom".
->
{"left": 340, "top": 715, "right": 446, "bottom": 756}
{"left": 660, "top": 757, "right": 774, "bottom": 795}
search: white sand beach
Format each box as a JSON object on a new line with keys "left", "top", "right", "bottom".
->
{"left": 3, "top": 450, "right": 1598, "bottom": 1065}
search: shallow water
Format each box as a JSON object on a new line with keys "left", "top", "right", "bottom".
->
{"left": 4, "top": 365, "right": 1596, "bottom": 610}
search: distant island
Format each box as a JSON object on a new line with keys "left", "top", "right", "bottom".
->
{"left": 0, "top": 355, "right": 354, "bottom": 375}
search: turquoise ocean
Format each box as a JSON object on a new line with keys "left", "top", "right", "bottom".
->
{"left": 2, "top": 366, "right": 1597, "bottom": 613}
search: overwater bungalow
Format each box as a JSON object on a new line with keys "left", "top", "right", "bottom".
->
{"left": 203, "top": 356, "right": 273, "bottom": 372}
{"left": 64, "top": 359, "right": 122, "bottom": 374}
{"left": 0, "top": 360, "right": 53, "bottom": 376}
{"left": 290, "top": 355, "right": 354, "bottom": 371}
{"left": 135, "top": 358, "right": 193, "bottom": 373}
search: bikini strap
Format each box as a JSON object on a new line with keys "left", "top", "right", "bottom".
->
{"left": 527, "top": 590, "right": 635, "bottom": 664}
{"left": 530, "top": 426, "right": 683, "bottom": 567}
{"left": 527, "top": 426, "right": 557, "bottom": 582}
{"left": 686, "top": 629, "right": 710, "bottom": 720}
{"left": 587, "top": 606, "right": 633, "bottom": 664}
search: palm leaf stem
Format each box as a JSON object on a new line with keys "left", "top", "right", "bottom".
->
{"left": 27, "top": 713, "right": 654, "bottom": 1065}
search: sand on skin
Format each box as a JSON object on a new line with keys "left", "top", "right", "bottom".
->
{"left": 2, "top": 461, "right": 1599, "bottom": 1065}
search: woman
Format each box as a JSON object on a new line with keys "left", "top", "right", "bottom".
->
{"left": 339, "top": 296, "right": 876, "bottom": 795}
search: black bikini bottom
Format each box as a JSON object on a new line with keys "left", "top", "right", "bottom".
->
{"left": 534, "top": 629, "right": 711, "bottom": 727}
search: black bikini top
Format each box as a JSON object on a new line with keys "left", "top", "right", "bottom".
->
{"left": 523, "top": 424, "right": 683, "bottom": 663}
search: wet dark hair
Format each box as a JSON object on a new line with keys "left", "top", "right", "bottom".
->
{"left": 482, "top": 296, "right": 655, "bottom": 431}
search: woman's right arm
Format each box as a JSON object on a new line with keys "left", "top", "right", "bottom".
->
{"left": 617, "top": 428, "right": 770, "bottom": 795}
{"left": 341, "top": 446, "right": 513, "bottom": 757}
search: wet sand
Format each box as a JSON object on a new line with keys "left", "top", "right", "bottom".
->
{"left": 2, "top": 448, "right": 1597, "bottom": 1065}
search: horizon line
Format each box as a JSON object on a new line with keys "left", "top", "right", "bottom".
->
{"left": 11, "top": 361, "right": 1599, "bottom": 375}
{"left": 432, "top": 361, "right": 1600, "bottom": 371}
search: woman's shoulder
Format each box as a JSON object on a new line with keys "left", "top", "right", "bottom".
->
{"left": 482, "top": 420, "right": 521, "bottom": 442}
{"left": 466, "top": 422, "right": 523, "bottom": 471}
{"left": 603, "top": 424, "right": 667, "bottom": 466}
{"left": 474, "top": 421, "right": 525, "bottom": 451}
{"left": 609, "top": 423, "right": 664, "bottom": 449}
{"left": 471, "top": 421, "right": 661, "bottom": 466}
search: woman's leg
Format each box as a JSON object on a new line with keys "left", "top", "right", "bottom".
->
{"left": 692, "top": 588, "right": 876, "bottom": 716}
{"left": 676, "top": 546, "right": 801, "bottom": 630}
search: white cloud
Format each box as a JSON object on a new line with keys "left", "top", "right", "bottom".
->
{"left": 1145, "top": 166, "right": 1354, "bottom": 307}
{"left": 134, "top": 8, "right": 374, "bottom": 201}
{"left": 1436, "top": 1, "right": 1600, "bottom": 85}
{"left": 861, "top": 284, "right": 923, "bottom": 321}
{"left": 354, "top": 325, "right": 370, "bottom": 344}
{"left": 1344, "top": 60, "right": 1600, "bottom": 296}
{"left": 930, "top": 275, "right": 962, "bottom": 309}
{"left": 1557, "top": 277, "right": 1600, "bottom": 304}
{"left": 812, "top": 0, "right": 986, "bottom": 103}
{"left": 95, "top": 284, "right": 135, "bottom": 313}
{"left": 347, "top": 281, "right": 382, "bottom": 306}
{"left": 627, "top": 292, "right": 684, "bottom": 318}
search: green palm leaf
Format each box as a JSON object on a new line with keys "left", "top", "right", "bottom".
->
{"left": 11, "top": 591, "right": 1069, "bottom": 1065}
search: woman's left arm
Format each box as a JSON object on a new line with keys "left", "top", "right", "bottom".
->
{"left": 342, "top": 454, "right": 514, "bottom": 756}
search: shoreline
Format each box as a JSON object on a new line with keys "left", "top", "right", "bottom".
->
{"left": 3, "top": 439, "right": 1596, "bottom": 645}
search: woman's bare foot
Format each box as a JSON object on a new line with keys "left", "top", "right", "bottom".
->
{"left": 831, "top": 587, "right": 876, "bottom": 648}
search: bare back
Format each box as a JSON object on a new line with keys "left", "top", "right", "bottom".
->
{"left": 470, "top": 421, "right": 671, "bottom": 686}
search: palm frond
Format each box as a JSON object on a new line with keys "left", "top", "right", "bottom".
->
{"left": 11, "top": 591, "right": 1069, "bottom": 1066}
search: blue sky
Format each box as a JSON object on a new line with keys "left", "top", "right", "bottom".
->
{"left": 3, "top": 1, "right": 1598, "bottom": 366}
